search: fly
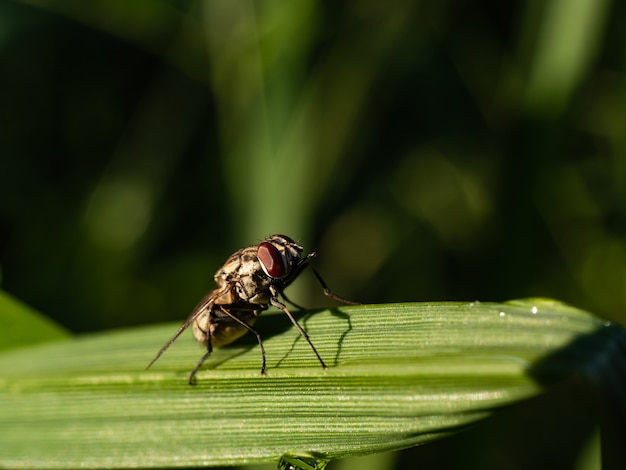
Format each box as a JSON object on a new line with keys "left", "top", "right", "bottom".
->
{"left": 146, "top": 234, "right": 357, "bottom": 384}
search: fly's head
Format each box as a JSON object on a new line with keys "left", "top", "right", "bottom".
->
{"left": 257, "top": 234, "right": 313, "bottom": 291}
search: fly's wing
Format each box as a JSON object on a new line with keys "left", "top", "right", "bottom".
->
{"left": 146, "top": 284, "right": 233, "bottom": 370}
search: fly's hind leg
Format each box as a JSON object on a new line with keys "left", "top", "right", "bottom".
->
{"left": 188, "top": 326, "right": 214, "bottom": 385}
{"left": 188, "top": 349, "right": 212, "bottom": 385}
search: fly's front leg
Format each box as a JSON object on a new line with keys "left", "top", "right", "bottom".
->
{"left": 309, "top": 265, "right": 359, "bottom": 305}
{"left": 293, "top": 253, "right": 359, "bottom": 306}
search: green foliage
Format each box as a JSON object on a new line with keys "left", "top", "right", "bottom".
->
{"left": 1, "top": 299, "right": 623, "bottom": 468}
{"left": 0, "top": 290, "right": 69, "bottom": 350}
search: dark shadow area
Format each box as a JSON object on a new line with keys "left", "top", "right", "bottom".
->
{"left": 396, "top": 380, "right": 599, "bottom": 470}
{"left": 395, "top": 323, "right": 626, "bottom": 470}
{"left": 528, "top": 322, "right": 626, "bottom": 469}
{"left": 328, "top": 308, "right": 353, "bottom": 367}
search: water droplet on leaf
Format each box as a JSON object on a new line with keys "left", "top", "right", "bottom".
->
{"left": 278, "top": 453, "right": 330, "bottom": 470}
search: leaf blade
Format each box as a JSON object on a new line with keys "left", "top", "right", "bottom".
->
{"left": 0, "top": 299, "right": 619, "bottom": 468}
{"left": 0, "top": 290, "right": 70, "bottom": 351}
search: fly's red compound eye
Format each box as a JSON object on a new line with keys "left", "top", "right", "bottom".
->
{"left": 258, "top": 241, "right": 289, "bottom": 279}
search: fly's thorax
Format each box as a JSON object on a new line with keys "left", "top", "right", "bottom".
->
{"left": 213, "top": 244, "right": 272, "bottom": 305}
{"left": 213, "top": 246, "right": 261, "bottom": 286}
{"left": 235, "top": 270, "right": 272, "bottom": 304}
{"left": 211, "top": 235, "right": 307, "bottom": 307}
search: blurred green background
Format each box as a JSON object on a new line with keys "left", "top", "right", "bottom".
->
{"left": 0, "top": 0, "right": 623, "bottom": 468}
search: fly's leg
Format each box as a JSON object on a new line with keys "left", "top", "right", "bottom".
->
{"left": 188, "top": 306, "right": 267, "bottom": 384}
{"left": 309, "top": 265, "right": 359, "bottom": 305}
{"left": 295, "top": 254, "right": 359, "bottom": 306}
{"left": 188, "top": 322, "right": 214, "bottom": 385}
{"left": 270, "top": 297, "right": 328, "bottom": 370}
{"left": 219, "top": 306, "right": 267, "bottom": 376}
{"left": 188, "top": 350, "right": 211, "bottom": 385}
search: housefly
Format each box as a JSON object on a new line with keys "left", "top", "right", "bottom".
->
{"left": 147, "top": 234, "right": 356, "bottom": 384}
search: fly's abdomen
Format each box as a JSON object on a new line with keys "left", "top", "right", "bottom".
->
{"left": 192, "top": 308, "right": 259, "bottom": 348}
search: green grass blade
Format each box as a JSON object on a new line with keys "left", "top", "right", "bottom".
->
{"left": 0, "top": 290, "right": 70, "bottom": 351}
{"left": 0, "top": 299, "right": 621, "bottom": 468}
